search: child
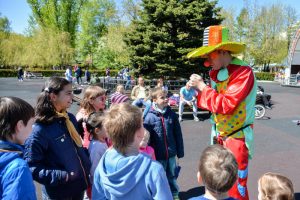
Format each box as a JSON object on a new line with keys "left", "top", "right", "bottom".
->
{"left": 155, "top": 77, "right": 168, "bottom": 93}
{"left": 143, "top": 88, "right": 184, "bottom": 199}
{"left": 85, "top": 112, "right": 108, "bottom": 199}
{"left": 110, "top": 84, "right": 129, "bottom": 105}
{"left": 76, "top": 85, "right": 106, "bottom": 148}
{"left": 189, "top": 144, "right": 238, "bottom": 200}
{"left": 86, "top": 112, "right": 108, "bottom": 181}
{"left": 24, "top": 77, "right": 91, "bottom": 199}
{"left": 139, "top": 130, "right": 156, "bottom": 160}
{"left": 0, "top": 96, "right": 37, "bottom": 199}
{"left": 65, "top": 66, "right": 72, "bottom": 82}
{"left": 258, "top": 172, "right": 294, "bottom": 200}
{"left": 92, "top": 103, "right": 173, "bottom": 199}
{"left": 85, "top": 68, "right": 91, "bottom": 83}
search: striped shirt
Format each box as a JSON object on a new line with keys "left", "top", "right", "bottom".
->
{"left": 110, "top": 92, "right": 129, "bottom": 104}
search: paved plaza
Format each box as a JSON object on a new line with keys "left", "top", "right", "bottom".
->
{"left": 0, "top": 77, "right": 300, "bottom": 199}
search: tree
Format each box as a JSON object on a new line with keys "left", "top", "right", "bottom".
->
{"left": 76, "top": 0, "right": 118, "bottom": 66}
{"left": 284, "top": 5, "right": 298, "bottom": 49}
{"left": 93, "top": 24, "right": 131, "bottom": 68}
{"left": 28, "top": 28, "right": 74, "bottom": 67}
{"left": 0, "top": 13, "right": 11, "bottom": 33}
{"left": 24, "top": 15, "right": 39, "bottom": 37}
{"left": 121, "top": 0, "right": 141, "bottom": 22}
{"left": 124, "top": 0, "right": 222, "bottom": 78}
{"left": 27, "top": 0, "right": 86, "bottom": 46}
{"left": 249, "top": 4, "right": 289, "bottom": 71}
{"left": 0, "top": 28, "right": 73, "bottom": 68}
{"left": 0, "top": 13, "right": 11, "bottom": 66}
{"left": 221, "top": 1, "right": 295, "bottom": 70}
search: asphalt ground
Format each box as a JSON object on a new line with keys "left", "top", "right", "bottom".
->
{"left": 1, "top": 77, "right": 300, "bottom": 200}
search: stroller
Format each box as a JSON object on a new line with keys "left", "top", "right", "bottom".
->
{"left": 255, "top": 86, "right": 272, "bottom": 119}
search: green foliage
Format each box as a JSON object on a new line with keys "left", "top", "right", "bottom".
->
{"left": 0, "top": 69, "right": 118, "bottom": 77}
{"left": 124, "top": 0, "right": 222, "bottom": 77}
{"left": 0, "top": 13, "right": 11, "bottom": 65}
{"left": 221, "top": 2, "right": 298, "bottom": 69}
{"left": 27, "top": 0, "right": 86, "bottom": 47}
{"left": 76, "top": 0, "right": 118, "bottom": 66}
{"left": 0, "top": 69, "right": 17, "bottom": 77}
{"left": 0, "top": 29, "right": 74, "bottom": 68}
{"left": 0, "top": 33, "right": 30, "bottom": 67}
{"left": 93, "top": 24, "right": 131, "bottom": 69}
{"left": 255, "top": 72, "right": 275, "bottom": 81}
{"left": 121, "top": 0, "right": 141, "bottom": 22}
{"left": 0, "top": 13, "right": 11, "bottom": 33}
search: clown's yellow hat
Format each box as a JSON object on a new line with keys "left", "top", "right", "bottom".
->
{"left": 187, "top": 25, "right": 246, "bottom": 59}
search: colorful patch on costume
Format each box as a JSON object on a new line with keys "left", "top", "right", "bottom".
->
{"left": 213, "top": 78, "right": 246, "bottom": 138}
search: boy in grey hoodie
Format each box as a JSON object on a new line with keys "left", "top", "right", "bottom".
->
{"left": 92, "top": 103, "right": 172, "bottom": 200}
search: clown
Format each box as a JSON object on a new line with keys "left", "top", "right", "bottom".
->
{"left": 188, "top": 25, "right": 257, "bottom": 200}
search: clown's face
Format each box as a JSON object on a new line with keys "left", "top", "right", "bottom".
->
{"left": 204, "top": 50, "right": 227, "bottom": 70}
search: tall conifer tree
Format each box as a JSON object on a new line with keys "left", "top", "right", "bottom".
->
{"left": 125, "top": 0, "right": 222, "bottom": 77}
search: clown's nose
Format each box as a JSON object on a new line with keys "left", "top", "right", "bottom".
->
{"left": 204, "top": 60, "right": 211, "bottom": 67}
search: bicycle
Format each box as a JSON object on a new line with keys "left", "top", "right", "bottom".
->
{"left": 254, "top": 104, "right": 266, "bottom": 119}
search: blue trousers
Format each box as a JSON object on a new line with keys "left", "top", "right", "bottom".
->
{"left": 157, "top": 156, "right": 179, "bottom": 196}
{"left": 125, "top": 80, "right": 131, "bottom": 90}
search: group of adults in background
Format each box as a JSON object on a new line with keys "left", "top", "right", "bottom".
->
{"left": 65, "top": 65, "right": 91, "bottom": 85}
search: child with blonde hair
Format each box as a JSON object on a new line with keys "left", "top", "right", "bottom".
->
{"left": 258, "top": 172, "right": 294, "bottom": 200}
{"left": 92, "top": 103, "right": 172, "bottom": 199}
{"left": 139, "top": 130, "right": 156, "bottom": 160}
{"left": 76, "top": 85, "right": 106, "bottom": 148}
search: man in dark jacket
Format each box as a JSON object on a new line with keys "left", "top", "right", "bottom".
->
{"left": 75, "top": 66, "right": 83, "bottom": 84}
{"left": 143, "top": 88, "right": 184, "bottom": 200}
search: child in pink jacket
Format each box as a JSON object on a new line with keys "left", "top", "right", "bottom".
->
{"left": 139, "top": 130, "right": 156, "bottom": 160}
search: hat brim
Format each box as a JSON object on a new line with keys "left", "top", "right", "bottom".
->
{"left": 187, "top": 42, "right": 246, "bottom": 59}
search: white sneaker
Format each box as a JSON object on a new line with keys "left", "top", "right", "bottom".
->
{"left": 194, "top": 117, "right": 199, "bottom": 122}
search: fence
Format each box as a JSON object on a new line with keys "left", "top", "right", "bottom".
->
{"left": 279, "top": 74, "right": 299, "bottom": 85}
{"left": 91, "top": 76, "right": 188, "bottom": 93}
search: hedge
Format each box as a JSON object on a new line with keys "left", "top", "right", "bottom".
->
{"left": 255, "top": 72, "right": 275, "bottom": 81}
{"left": 0, "top": 69, "right": 118, "bottom": 77}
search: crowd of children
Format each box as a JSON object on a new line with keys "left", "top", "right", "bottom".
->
{"left": 0, "top": 76, "right": 296, "bottom": 200}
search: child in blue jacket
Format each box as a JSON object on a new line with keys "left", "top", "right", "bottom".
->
{"left": 143, "top": 88, "right": 184, "bottom": 199}
{"left": 92, "top": 103, "right": 172, "bottom": 200}
{"left": 24, "top": 77, "right": 91, "bottom": 199}
{"left": 0, "top": 96, "right": 36, "bottom": 200}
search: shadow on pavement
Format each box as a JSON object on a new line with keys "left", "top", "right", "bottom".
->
{"left": 258, "top": 116, "right": 271, "bottom": 120}
{"left": 179, "top": 186, "right": 205, "bottom": 200}
{"left": 180, "top": 113, "right": 211, "bottom": 122}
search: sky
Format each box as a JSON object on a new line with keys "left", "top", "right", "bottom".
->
{"left": 0, "top": 0, "right": 300, "bottom": 34}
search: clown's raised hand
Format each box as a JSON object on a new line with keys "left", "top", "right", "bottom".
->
{"left": 189, "top": 74, "right": 206, "bottom": 91}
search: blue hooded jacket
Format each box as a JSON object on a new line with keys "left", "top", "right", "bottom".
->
{"left": 0, "top": 141, "right": 36, "bottom": 200}
{"left": 92, "top": 148, "right": 173, "bottom": 200}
